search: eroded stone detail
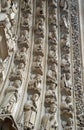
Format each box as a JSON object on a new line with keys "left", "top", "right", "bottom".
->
{"left": 0, "top": 0, "right": 83, "bottom": 130}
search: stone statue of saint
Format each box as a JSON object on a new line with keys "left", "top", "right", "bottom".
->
{"left": 24, "top": 94, "right": 39, "bottom": 130}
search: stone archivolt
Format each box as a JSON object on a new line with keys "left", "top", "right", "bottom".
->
{"left": 0, "top": 0, "right": 84, "bottom": 130}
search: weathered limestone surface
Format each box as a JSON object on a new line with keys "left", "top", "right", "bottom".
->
{"left": 0, "top": 0, "right": 84, "bottom": 130}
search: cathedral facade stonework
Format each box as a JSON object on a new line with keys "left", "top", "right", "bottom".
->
{"left": 0, "top": 0, "right": 84, "bottom": 130}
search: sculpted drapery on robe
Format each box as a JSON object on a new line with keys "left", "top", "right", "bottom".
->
{"left": 24, "top": 93, "right": 39, "bottom": 130}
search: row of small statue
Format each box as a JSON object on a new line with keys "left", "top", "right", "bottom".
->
{"left": 48, "top": 0, "right": 58, "bottom": 46}
{"left": 24, "top": 74, "right": 42, "bottom": 130}
{"left": 47, "top": 0, "right": 58, "bottom": 85}
{"left": 16, "top": 1, "right": 40, "bottom": 130}
{"left": 14, "top": 0, "right": 33, "bottom": 68}
{"left": 60, "top": 1, "right": 74, "bottom": 129}
{"left": 31, "top": 1, "right": 46, "bottom": 77}
{"left": 23, "top": 2, "right": 46, "bottom": 130}
{"left": 48, "top": 19, "right": 58, "bottom": 45}
{"left": 34, "top": 1, "right": 45, "bottom": 40}
{"left": 0, "top": 0, "right": 18, "bottom": 85}
{"left": 19, "top": 84, "right": 58, "bottom": 130}
{"left": 0, "top": 0, "right": 32, "bottom": 115}
{"left": 40, "top": 2, "right": 58, "bottom": 130}
{"left": 60, "top": 74, "right": 73, "bottom": 130}
{"left": 21, "top": 0, "right": 32, "bottom": 31}
{"left": 0, "top": 0, "right": 18, "bottom": 52}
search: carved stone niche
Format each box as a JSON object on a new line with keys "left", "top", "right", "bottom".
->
{"left": 0, "top": 26, "right": 8, "bottom": 60}
{"left": 0, "top": 115, "right": 18, "bottom": 130}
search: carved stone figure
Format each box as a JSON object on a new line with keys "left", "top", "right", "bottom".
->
{"left": 45, "top": 97, "right": 57, "bottom": 109}
{"left": 33, "top": 44, "right": 44, "bottom": 57}
{"left": 48, "top": 55, "right": 57, "bottom": 65}
{"left": 41, "top": 114, "right": 58, "bottom": 130}
{"left": 41, "top": 114, "right": 50, "bottom": 130}
{"left": 45, "top": 90, "right": 56, "bottom": 98}
{"left": 32, "top": 61, "right": 43, "bottom": 75}
{"left": 36, "top": 7, "right": 45, "bottom": 19}
{"left": 34, "top": 19, "right": 44, "bottom": 33}
{"left": 9, "top": 69, "right": 22, "bottom": 82}
{"left": 28, "top": 79, "right": 41, "bottom": 96}
{"left": 47, "top": 69, "right": 57, "bottom": 81}
{"left": 60, "top": 0, "right": 68, "bottom": 11}
{"left": 14, "top": 52, "right": 26, "bottom": 66}
{"left": 33, "top": 55, "right": 43, "bottom": 63}
{"left": 1, "top": 86, "right": 19, "bottom": 114}
{"left": 24, "top": 94, "right": 39, "bottom": 130}
{"left": 48, "top": 83, "right": 57, "bottom": 90}
{"left": 21, "top": 1, "right": 31, "bottom": 14}
{"left": 20, "top": 19, "right": 29, "bottom": 31}
{"left": 35, "top": 37, "right": 43, "bottom": 44}
{"left": 1, "top": 0, "right": 11, "bottom": 12}
{"left": 49, "top": 14, "right": 57, "bottom": 26}
{"left": 18, "top": 40, "right": 29, "bottom": 50}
